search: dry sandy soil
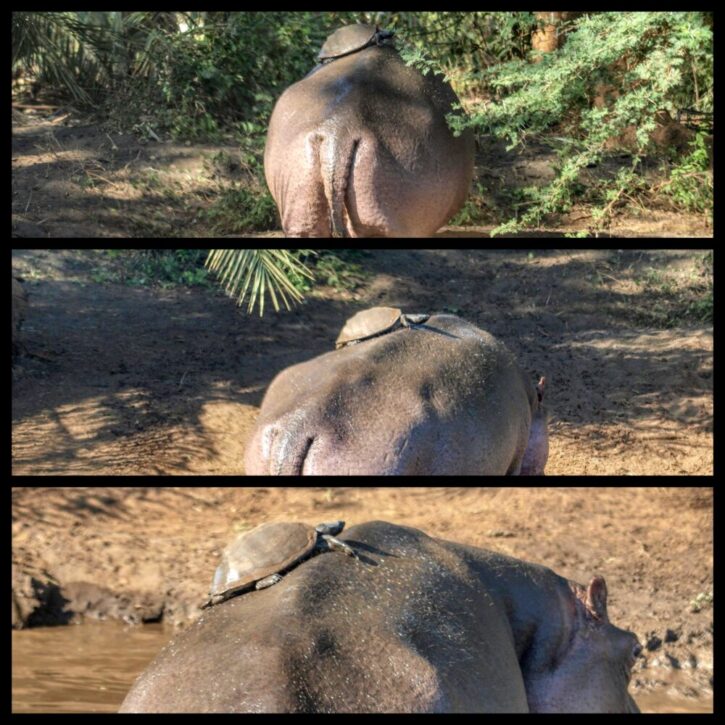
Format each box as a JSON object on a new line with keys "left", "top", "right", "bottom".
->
{"left": 12, "top": 112, "right": 711, "bottom": 238}
{"left": 11, "top": 248, "right": 712, "bottom": 475}
{"left": 11, "top": 486, "right": 713, "bottom": 708}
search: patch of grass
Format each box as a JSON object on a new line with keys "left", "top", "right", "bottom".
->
{"left": 310, "top": 250, "right": 370, "bottom": 292}
{"left": 205, "top": 184, "right": 278, "bottom": 234}
{"left": 101, "top": 250, "right": 211, "bottom": 287}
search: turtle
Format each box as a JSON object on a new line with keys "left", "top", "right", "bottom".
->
{"left": 335, "top": 306, "right": 430, "bottom": 349}
{"left": 202, "top": 521, "right": 357, "bottom": 608}
{"left": 318, "top": 24, "right": 395, "bottom": 63}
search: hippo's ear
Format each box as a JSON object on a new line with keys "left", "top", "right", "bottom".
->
{"left": 584, "top": 576, "right": 610, "bottom": 623}
{"left": 570, "top": 576, "right": 610, "bottom": 624}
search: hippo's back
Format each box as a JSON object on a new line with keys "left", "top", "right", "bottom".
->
{"left": 120, "top": 521, "right": 529, "bottom": 713}
{"left": 245, "top": 314, "right": 538, "bottom": 475}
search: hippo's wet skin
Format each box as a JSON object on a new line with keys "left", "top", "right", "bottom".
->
{"left": 120, "top": 521, "right": 641, "bottom": 713}
{"left": 244, "top": 313, "right": 549, "bottom": 475}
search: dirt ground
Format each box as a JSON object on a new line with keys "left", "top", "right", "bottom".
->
{"left": 11, "top": 248, "right": 712, "bottom": 475}
{"left": 11, "top": 486, "right": 714, "bottom": 707}
{"left": 11, "top": 111, "right": 712, "bottom": 238}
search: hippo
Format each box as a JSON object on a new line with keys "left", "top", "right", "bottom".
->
{"left": 12, "top": 277, "right": 27, "bottom": 356}
{"left": 244, "top": 311, "right": 548, "bottom": 475}
{"left": 119, "top": 521, "right": 641, "bottom": 713}
{"left": 264, "top": 24, "right": 475, "bottom": 237}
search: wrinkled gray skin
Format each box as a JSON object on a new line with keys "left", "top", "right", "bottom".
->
{"left": 119, "top": 521, "right": 641, "bottom": 713}
{"left": 244, "top": 312, "right": 549, "bottom": 475}
{"left": 264, "top": 24, "right": 475, "bottom": 237}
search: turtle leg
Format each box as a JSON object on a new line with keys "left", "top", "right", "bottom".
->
{"left": 255, "top": 573, "right": 283, "bottom": 590}
{"left": 321, "top": 535, "right": 358, "bottom": 558}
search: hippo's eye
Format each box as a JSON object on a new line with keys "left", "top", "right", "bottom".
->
{"left": 627, "top": 642, "right": 642, "bottom": 669}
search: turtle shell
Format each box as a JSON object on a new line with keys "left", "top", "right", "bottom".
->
{"left": 209, "top": 522, "right": 317, "bottom": 601}
{"left": 318, "top": 24, "right": 389, "bottom": 61}
{"left": 336, "top": 306, "right": 403, "bottom": 348}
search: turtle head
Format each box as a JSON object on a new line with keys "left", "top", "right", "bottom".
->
{"left": 374, "top": 26, "right": 395, "bottom": 45}
{"left": 315, "top": 520, "right": 345, "bottom": 536}
{"left": 318, "top": 24, "right": 395, "bottom": 62}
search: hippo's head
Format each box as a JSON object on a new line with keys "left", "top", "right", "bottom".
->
{"left": 525, "top": 576, "right": 641, "bottom": 712}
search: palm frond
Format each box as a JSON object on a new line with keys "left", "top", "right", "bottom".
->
{"left": 206, "top": 249, "right": 315, "bottom": 315}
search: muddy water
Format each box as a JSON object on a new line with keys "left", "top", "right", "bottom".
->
{"left": 12, "top": 623, "right": 712, "bottom": 713}
{"left": 12, "top": 622, "right": 171, "bottom": 713}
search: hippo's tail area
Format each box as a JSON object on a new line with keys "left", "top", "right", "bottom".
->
{"left": 245, "top": 416, "right": 316, "bottom": 475}
{"left": 320, "top": 134, "right": 359, "bottom": 238}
